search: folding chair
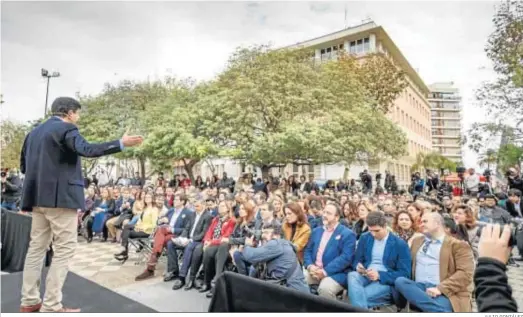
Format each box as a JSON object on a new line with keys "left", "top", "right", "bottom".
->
{"left": 129, "top": 226, "right": 158, "bottom": 266}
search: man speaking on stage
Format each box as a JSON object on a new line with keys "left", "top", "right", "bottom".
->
{"left": 18, "top": 97, "right": 144, "bottom": 312}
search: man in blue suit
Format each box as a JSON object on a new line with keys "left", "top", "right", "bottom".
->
{"left": 19, "top": 97, "right": 143, "bottom": 313}
{"left": 135, "top": 193, "right": 193, "bottom": 281}
{"left": 303, "top": 202, "right": 356, "bottom": 299}
{"left": 348, "top": 211, "right": 411, "bottom": 309}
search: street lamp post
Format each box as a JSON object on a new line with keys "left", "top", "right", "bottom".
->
{"left": 41, "top": 68, "right": 60, "bottom": 116}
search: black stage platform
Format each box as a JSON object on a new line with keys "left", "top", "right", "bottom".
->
{"left": 1, "top": 269, "right": 157, "bottom": 313}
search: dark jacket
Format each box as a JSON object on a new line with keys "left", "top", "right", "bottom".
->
{"left": 229, "top": 220, "right": 256, "bottom": 246}
{"left": 352, "top": 219, "right": 368, "bottom": 240}
{"left": 474, "top": 257, "right": 518, "bottom": 312}
{"left": 20, "top": 116, "right": 122, "bottom": 211}
{"left": 505, "top": 200, "right": 523, "bottom": 218}
{"left": 2, "top": 175, "right": 22, "bottom": 203}
{"left": 189, "top": 210, "right": 213, "bottom": 242}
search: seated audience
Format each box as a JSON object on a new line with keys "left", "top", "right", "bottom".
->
{"left": 452, "top": 204, "right": 480, "bottom": 259}
{"left": 353, "top": 201, "right": 371, "bottom": 239}
{"left": 303, "top": 202, "right": 356, "bottom": 299}
{"left": 281, "top": 202, "right": 311, "bottom": 264}
{"left": 134, "top": 194, "right": 192, "bottom": 280}
{"left": 394, "top": 213, "right": 474, "bottom": 312}
{"left": 348, "top": 212, "right": 411, "bottom": 309}
{"left": 307, "top": 197, "right": 324, "bottom": 230}
{"left": 114, "top": 193, "right": 160, "bottom": 263}
{"left": 199, "top": 200, "right": 236, "bottom": 298}
{"left": 171, "top": 199, "right": 213, "bottom": 290}
{"left": 392, "top": 210, "right": 424, "bottom": 247}
{"left": 106, "top": 187, "right": 134, "bottom": 242}
{"left": 86, "top": 187, "right": 115, "bottom": 242}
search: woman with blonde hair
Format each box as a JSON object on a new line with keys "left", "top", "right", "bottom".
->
{"left": 270, "top": 196, "right": 285, "bottom": 221}
{"left": 114, "top": 193, "right": 160, "bottom": 263}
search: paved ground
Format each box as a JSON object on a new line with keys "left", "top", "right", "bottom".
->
{"left": 70, "top": 238, "right": 523, "bottom": 312}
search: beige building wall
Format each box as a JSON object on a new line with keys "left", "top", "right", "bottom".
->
{"left": 428, "top": 82, "right": 463, "bottom": 162}
{"left": 285, "top": 21, "right": 433, "bottom": 188}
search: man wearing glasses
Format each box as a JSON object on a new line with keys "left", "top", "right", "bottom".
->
{"left": 394, "top": 213, "right": 474, "bottom": 312}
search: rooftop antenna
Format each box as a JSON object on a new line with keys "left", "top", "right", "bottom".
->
{"left": 344, "top": 3, "right": 347, "bottom": 28}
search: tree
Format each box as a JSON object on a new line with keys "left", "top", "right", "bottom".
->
{"left": 411, "top": 152, "right": 457, "bottom": 174}
{"left": 144, "top": 83, "right": 221, "bottom": 181}
{"left": 78, "top": 77, "right": 183, "bottom": 177}
{"left": 478, "top": 148, "right": 498, "bottom": 170}
{"left": 496, "top": 143, "right": 523, "bottom": 172}
{"left": 467, "top": 1, "right": 523, "bottom": 151}
{"left": 203, "top": 45, "right": 408, "bottom": 177}
{"left": 1, "top": 120, "right": 29, "bottom": 170}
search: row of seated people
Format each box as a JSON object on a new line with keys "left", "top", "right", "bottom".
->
{"left": 110, "top": 191, "right": 475, "bottom": 312}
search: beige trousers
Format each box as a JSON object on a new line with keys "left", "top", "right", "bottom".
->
{"left": 21, "top": 207, "right": 77, "bottom": 312}
{"left": 106, "top": 216, "right": 119, "bottom": 239}
{"left": 304, "top": 269, "right": 344, "bottom": 299}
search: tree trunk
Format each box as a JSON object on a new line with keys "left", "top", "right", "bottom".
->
{"left": 343, "top": 164, "right": 350, "bottom": 181}
{"left": 139, "top": 157, "right": 146, "bottom": 179}
{"left": 260, "top": 165, "right": 271, "bottom": 179}
{"left": 183, "top": 159, "right": 197, "bottom": 182}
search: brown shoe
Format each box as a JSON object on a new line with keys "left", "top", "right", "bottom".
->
{"left": 135, "top": 269, "right": 154, "bottom": 281}
{"left": 20, "top": 303, "right": 42, "bottom": 313}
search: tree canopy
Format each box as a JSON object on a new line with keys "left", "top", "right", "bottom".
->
{"left": 201, "top": 46, "right": 408, "bottom": 176}
{"left": 468, "top": 1, "right": 523, "bottom": 153}
{"left": 1, "top": 120, "right": 29, "bottom": 170}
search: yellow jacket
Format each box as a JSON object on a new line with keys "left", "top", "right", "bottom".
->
{"left": 135, "top": 207, "right": 159, "bottom": 234}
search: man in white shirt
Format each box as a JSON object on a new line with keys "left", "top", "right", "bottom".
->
{"left": 464, "top": 168, "right": 480, "bottom": 197}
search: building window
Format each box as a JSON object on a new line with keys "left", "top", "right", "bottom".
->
{"left": 349, "top": 37, "right": 370, "bottom": 55}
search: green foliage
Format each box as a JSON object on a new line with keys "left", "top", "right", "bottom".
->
{"left": 468, "top": 1, "right": 523, "bottom": 151}
{"left": 411, "top": 152, "right": 457, "bottom": 174}
{"left": 202, "top": 45, "right": 408, "bottom": 171}
{"left": 496, "top": 144, "right": 523, "bottom": 172}
{"left": 478, "top": 148, "right": 498, "bottom": 169}
{"left": 143, "top": 83, "right": 221, "bottom": 180}
{"left": 1, "top": 120, "right": 29, "bottom": 169}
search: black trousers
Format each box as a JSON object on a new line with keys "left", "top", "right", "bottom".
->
{"left": 121, "top": 224, "right": 149, "bottom": 249}
{"left": 189, "top": 243, "right": 204, "bottom": 279}
{"left": 202, "top": 243, "right": 229, "bottom": 285}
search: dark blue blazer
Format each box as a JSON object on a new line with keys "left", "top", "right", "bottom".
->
{"left": 164, "top": 207, "right": 193, "bottom": 237}
{"left": 352, "top": 232, "right": 412, "bottom": 286}
{"left": 303, "top": 224, "right": 356, "bottom": 287}
{"left": 20, "top": 116, "right": 122, "bottom": 211}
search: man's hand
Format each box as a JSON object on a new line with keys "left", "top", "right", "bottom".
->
{"left": 245, "top": 237, "right": 254, "bottom": 246}
{"left": 426, "top": 287, "right": 441, "bottom": 298}
{"left": 314, "top": 269, "right": 326, "bottom": 280}
{"left": 356, "top": 263, "right": 366, "bottom": 275}
{"left": 221, "top": 237, "right": 229, "bottom": 244}
{"left": 121, "top": 129, "right": 144, "bottom": 147}
{"left": 479, "top": 224, "right": 512, "bottom": 264}
{"left": 159, "top": 217, "right": 169, "bottom": 224}
{"left": 366, "top": 269, "right": 379, "bottom": 281}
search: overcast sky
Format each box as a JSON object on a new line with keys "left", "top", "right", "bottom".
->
{"left": 1, "top": 1, "right": 500, "bottom": 169}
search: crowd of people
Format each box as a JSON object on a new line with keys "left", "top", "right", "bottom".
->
{"left": 75, "top": 169, "right": 522, "bottom": 313}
